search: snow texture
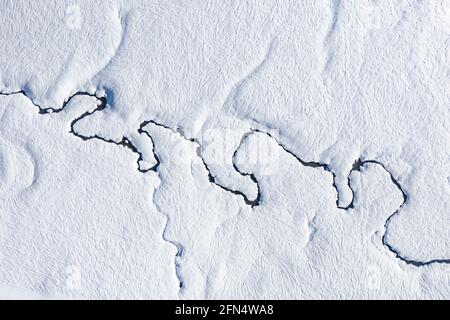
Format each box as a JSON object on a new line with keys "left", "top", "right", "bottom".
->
{"left": 0, "top": 0, "right": 448, "bottom": 299}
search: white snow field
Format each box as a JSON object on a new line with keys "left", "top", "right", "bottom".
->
{"left": 0, "top": 0, "right": 449, "bottom": 299}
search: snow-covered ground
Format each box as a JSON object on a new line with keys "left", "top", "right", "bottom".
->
{"left": 0, "top": 0, "right": 448, "bottom": 299}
